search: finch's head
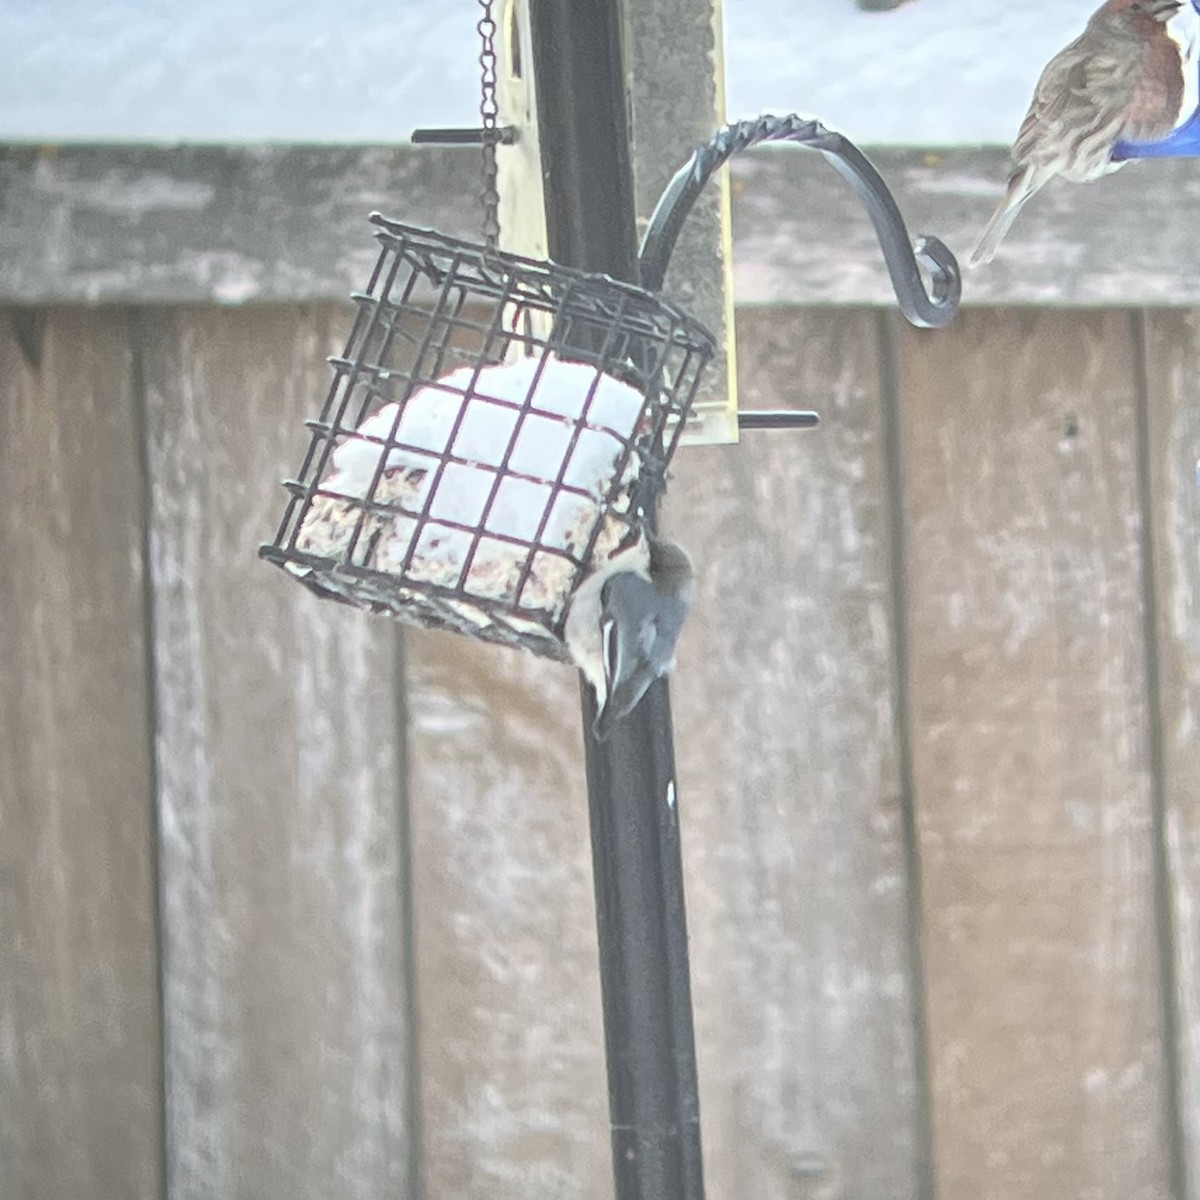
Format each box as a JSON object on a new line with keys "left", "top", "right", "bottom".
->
{"left": 1101, "top": 0, "right": 1182, "bottom": 22}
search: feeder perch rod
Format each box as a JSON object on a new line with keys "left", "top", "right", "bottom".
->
{"left": 411, "top": 126, "right": 517, "bottom": 145}
{"left": 738, "top": 409, "right": 820, "bottom": 431}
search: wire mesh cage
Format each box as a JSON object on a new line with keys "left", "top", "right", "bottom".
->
{"left": 260, "top": 215, "right": 716, "bottom": 661}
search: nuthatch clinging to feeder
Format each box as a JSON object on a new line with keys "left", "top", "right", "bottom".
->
{"left": 564, "top": 532, "right": 695, "bottom": 740}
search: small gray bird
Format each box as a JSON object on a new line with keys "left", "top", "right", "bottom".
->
{"left": 564, "top": 532, "right": 695, "bottom": 740}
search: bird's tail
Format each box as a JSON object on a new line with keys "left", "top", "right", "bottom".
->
{"left": 969, "top": 169, "right": 1035, "bottom": 267}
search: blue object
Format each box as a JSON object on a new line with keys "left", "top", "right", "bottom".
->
{"left": 1113, "top": 104, "right": 1200, "bottom": 160}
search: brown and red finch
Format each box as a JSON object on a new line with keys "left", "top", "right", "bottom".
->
{"left": 971, "top": 0, "right": 1199, "bottom": 266}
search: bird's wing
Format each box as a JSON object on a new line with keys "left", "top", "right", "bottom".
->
{"left": 1012, "top": 42, "right": 1145, "bottom": 179}
{"left": 1010, "top": 42, "right": 1085, "bottom": 164}
{"left": 599, "top": 578, "right": 659, "bottom": 714}
{"left": 593, "top": 573, "right": 684, "bottom": 738}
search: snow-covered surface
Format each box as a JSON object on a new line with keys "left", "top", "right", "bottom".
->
{"left": 0, "top": 0, "right": 1099, "bottom": 146}
{"left": 294, "top": 356, "right": 642, "bottom": 610}
{"left": 330, "top": 357, "right": 641, "bottom": 548}
{"left": 731, "top": 0, "right": 1103, "bottom": 144}
{"left": 0, "top": 0, "right": 481, "bottom": 142}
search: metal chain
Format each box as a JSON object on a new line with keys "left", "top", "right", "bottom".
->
{"left": 477, "top": 0, "right": 502, "bottom": 252}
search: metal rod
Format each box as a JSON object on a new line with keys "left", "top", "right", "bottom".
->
{"left": 528, "top": 4, "right": 705, "bottom": 1200}
{"left": 579, "top": 682, "right": 704, "bottom": 1200}
{"left": 637, "top": 114, "right": 961, "bottom": 330}
{"left": 738, "top": 409, "right": 821, "bottom": 430}
{"left": 410, "top": 126, "right": 516, "bottom": 145}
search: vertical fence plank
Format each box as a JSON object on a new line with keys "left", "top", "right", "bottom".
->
{"left": 666, "top": 308, "right": 926, "bottom": 1200}
{"left": 399, "top": 302, "right": 611, "bottom": 1199}
{"left": 896, "top": 309, "right": 1171, "bottom": 1200}
{"left": 1141, "top": 309, "right": 1200, "bottom": 1200}
{"left": 0, "top": 309, "right": 164, "bottom": 1200}
{"left": 405, "top": 632, "right": 610, "bottom": 1199}
{"left": 139, "top": 304, "right": 413, "bottom": 1200}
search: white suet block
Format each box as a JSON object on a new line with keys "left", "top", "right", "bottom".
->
{"left": 294, "top": 354, "right": 648, "bottom": 617}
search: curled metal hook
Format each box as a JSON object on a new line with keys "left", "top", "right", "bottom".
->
{"left": 639, "top": 113, "right": 961, "bottom": 330}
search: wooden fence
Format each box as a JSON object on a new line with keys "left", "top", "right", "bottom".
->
{"left": 1, "top": 298, "right": 1198, "bottom": 1200}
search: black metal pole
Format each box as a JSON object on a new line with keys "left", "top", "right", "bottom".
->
{"left": 527, "top": 5, "right": 705, "bottom": 1200}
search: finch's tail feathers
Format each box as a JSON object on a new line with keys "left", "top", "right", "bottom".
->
{"left": 969, "top": 169, "right": 1036, "bottom": 267}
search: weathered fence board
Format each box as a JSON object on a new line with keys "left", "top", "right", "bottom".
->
{"left": 11, "top": 144, "right": 1200, "bottom": 308}
{"left": 0, "top": 309, "right": 164, "bottom": 1200}
{"left": 1141, "top": 309, "right": 1200, "bottom": 1200}
{"left": 137, "top": 304, "right": 415, "bottom": 1200}
{"left": 666, "top": 308, "right": 927, "bottom": 1200}
{"left": 896, "top": 309, "right": 1172, "bottom": 1200}
{"left": 405, "top": 634, "right": 610, "bottom": 1199}
{"left": 376, "top": 296, "right": 609, "bottom": 1196}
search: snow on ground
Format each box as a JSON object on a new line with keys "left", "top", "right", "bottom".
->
{"left": 0, "top": 0, "right": 1098, "bottom": 146}
{"left": 726, "top": 0, "right": 1098, "bottom": 145}
{"left": 0, "top": 0, "right": 481, "bottom": 142}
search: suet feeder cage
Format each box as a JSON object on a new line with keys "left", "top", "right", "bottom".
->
{"left": 261, "top": 109, "right": 960, "bottom": 664}
{"left": 259, "top": 216, "right": 715, "bottom": 661}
